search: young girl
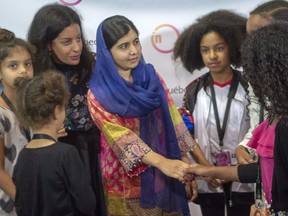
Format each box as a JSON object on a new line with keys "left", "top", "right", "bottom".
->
{"left": 88, "top": 15, "right": 197, "bottom": 216}
{"left": 173, "top": 11, "right": 254, "bottom": 216}
{"left": 242, "top": 21, "right": 288, "bottom": 216}
{"left": 0, "top": 28, "right": 33, "bottom": 216}
{"left": 236, "top": 0, "right": 288, "bottom": 165}
{"left": 13, "top": 70, "right": 96, "bottom": 216}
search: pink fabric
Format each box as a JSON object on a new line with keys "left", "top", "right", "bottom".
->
{"left": 247, "top": 119, "right": 275, "bottom": 158}
{"left": 260, "top": 157, "right": 273, "bottom": 204}
{"left": 247, "top": 119, "right": 276, "bottom": 203}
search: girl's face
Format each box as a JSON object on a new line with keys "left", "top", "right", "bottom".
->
{"left": 200, "top": 31, "right": 231, "bottom": 74}
{"left": 0, "top": 46, "right": 33, "bottom": 91}
{"left": 110, "top": 29, "right": 142, "bottom": 76}
{"left": 48, "top": 23, "right": 83, "bottom": 66}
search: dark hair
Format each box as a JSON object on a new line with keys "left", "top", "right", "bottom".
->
{"left": 250, "top": 0, "right": 288, "bottom": 15}
{"left": 197, "top": 9, "right": 247, "bottom": 36}
{"left": 173, "top": 10, "right": 247, "bottom": 73}
{"left": 16, "top": 70, "right": 70, "bottom": 129}
{"left": 0, "top": 28, "right": 34, "bottom": 66}
{"left": 102, "top": 15, "right": 139, "bottom": 50}
{"left": 269, "top": 7, "right": 288, "bottom": 22}
{"left": 27, "top": 3, "right": 94, "bottom": 81}
{"left": 241, "top": 22, "right": 288, "bottom": 121}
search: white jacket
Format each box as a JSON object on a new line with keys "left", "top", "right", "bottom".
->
{"left": 193, "top": 82, "right": 254, "bottom": 193}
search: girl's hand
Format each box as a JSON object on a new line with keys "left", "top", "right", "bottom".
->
{"left": 185, "top": 180, "right": 198, "bottom": 202}
{"left": 57, "top": 124, "right": 67, "bottom": 138}
{"left": 207, "top": 178, "right": 222, "bottom": 188}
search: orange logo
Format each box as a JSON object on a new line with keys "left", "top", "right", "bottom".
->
{"left": 151, "top": 24, "right": 180, "bottom": 54}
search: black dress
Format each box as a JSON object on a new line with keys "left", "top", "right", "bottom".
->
{"left": 57, "top": 65, "right": 106, "bottom": 216}
{"left": 13, "top": 142, "right": 96, "bottom": 216}
{"left": 271, "top": 119, "right": 288, "bottom": 213}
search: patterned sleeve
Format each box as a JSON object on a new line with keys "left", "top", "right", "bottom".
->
{"left": 87, "top": 90, "right": 151, "bottom": 176}
{"left": 158, "top": 74, "right": 196, "bottom": 155}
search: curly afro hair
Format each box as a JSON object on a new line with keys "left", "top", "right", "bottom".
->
{"left": 173, "top": 10, "right": 247, "bottom": 73}
{"left": 241, "top": 21, "right": 288, "bottom": 120}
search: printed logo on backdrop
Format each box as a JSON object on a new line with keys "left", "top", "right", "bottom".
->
{"left": 59, "top": 0, "right": 82, "bottom": 6}
{"left": 168, "top": 86, "right": 185, "bottom": 95}
{"left": 151, "top": 24, "right": 180, "bottom": 54}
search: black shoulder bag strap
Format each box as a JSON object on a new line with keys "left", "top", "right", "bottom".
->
{"left": 1, "top": 91, "right": 31, "bottom": 142}
{"left": 208, "top": 71, "right": 239, "bottom": 215}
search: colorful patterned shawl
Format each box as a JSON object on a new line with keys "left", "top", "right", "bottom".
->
{"left": 89, "top": 21, "right": 189, "bottom": 214}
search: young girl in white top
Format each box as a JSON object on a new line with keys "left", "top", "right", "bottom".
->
{"left": 0, "top": 28, "right": 34, "bottom": 216}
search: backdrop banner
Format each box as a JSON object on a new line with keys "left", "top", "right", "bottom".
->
{"left": 0, "top": 0, "right": 264, "bottom": 106}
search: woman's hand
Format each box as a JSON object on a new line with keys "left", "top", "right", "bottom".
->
{"left": 158, "top": 158, "right": 190, "bottom": 183}
{"left": 142, "top": 151, "right": 190, "bottom": 183}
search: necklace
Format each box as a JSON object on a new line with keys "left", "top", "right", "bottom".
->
{"left": 32, "top": 134, "right": 57, "bottom": 142}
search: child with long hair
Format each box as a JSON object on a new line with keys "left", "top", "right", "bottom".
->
{"left": 13, "top": 70, "right": 96, "bottom": 216}
{"left": 173, "top": 10, "right": 254, "bottom": 216}
{"left": 0, "top": 28, "right": 33, "bottom": 216}
{"left": 236, "top": 0, "right": 288, "bottom": 165}
{"left": 186, "top": 21, "right": 288, "bottom": 216}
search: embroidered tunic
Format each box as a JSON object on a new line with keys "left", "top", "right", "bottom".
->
{"left": 88, "top": 78, "right": 195, "bottom": 215}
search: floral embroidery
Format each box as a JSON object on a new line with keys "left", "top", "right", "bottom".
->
{"left": 64, "top": 71, "right": 94, "bottom": 131}
{"left": 120, "top": 140, "right": 151, "bottom": 172}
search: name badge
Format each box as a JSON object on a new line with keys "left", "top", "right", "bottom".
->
{"left": 213, "top": 151, "right": 231, "bottom": 166}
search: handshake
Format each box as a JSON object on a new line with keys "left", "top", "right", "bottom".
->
{"left": 183, "top": 163, "right": 240, "bottom": 183}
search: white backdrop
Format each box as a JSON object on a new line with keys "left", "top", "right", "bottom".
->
{"left": 0, "top": 0, "right": 266, "bottom": 107}
{"left": 1, "top": 0, "right": 266, "bottom": 215}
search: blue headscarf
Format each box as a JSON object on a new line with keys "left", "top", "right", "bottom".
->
{"left": 89, "top": 20, "right": 189, "bottom": 215}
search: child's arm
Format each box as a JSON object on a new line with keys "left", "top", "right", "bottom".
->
{"left": 186, "top": 163, "right": 240, "bottom": 182}
{"left": 0, "top": 138, "right": 16, "bottom": 200}
{"left": 186, "top": 162, "right": 257, "bottom": 183}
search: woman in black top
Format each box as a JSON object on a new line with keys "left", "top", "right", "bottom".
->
{"left": 27, "top": 3, "right": 106, "bottom": 215}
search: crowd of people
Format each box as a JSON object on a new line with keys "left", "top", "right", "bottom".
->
{"left": 0, "top": 0, "right": 288, "bottom": 216}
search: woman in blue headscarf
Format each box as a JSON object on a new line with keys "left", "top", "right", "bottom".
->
{"left": 88, "top": 15, "right": 203, "bottom": 216}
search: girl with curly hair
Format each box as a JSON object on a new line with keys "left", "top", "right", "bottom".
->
{"left": 13, "top": 71, "right": 96, "bottom": 216}
{"left": 186, "top": 21, "right": 288, "bottom": 216}
{"left": 173, "top": 10, "right": 254, "bottom": 216}
{"left": 241, "top": 21, "right": 288, "bottom": 215}
{"left": 236, "top": 0, "right": 288, "bottom": 166}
